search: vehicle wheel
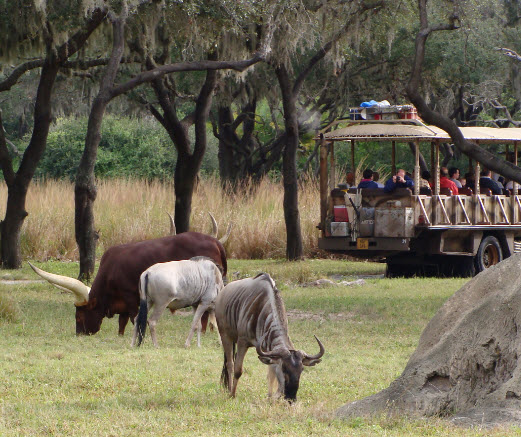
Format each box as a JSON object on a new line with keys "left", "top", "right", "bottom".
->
{"left": 474, "top": 236, "right": 503, "bottom": 273}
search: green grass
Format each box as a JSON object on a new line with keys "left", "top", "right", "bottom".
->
{"left": 1, "top": 260, "right": 519, "bottom": 436}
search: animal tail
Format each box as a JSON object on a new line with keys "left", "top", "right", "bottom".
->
{"left": 221, "top": 341, "right": 236, "bottom": 389}
{"left": 135, "top": 273, "right": 149, "bottom": 346}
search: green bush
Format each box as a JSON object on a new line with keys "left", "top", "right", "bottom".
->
{"left": 34, "top": 115, "right": 220, "bottom": 180}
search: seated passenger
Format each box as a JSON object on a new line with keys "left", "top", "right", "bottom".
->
{"left": 384, "top": 169, "right": 414, "bottom": 193}
{"left": 448, "top": 167, "right": 463, "bottom": 188}
{"left": 479, "top": 169, "right": 502, "bottom": 195}
{"left": 497, "top": 175, "right": 505, "bottom": 188}
{"left": 345, "top": 172, "right": 355, "bottom": 188}
{"left": 440, "top": 167, "right": 459, "bottom": 195}
{"left": 420, "top": 170, "right": 431, "bottom": 188}
{"left": 358, "top": 169, "right": 379, "bottom": 189}
{"left": 464, "top": 172, "right": 475, "bottom": 190}
{"left": 373, "top": 171, "right": 384, "bottom": 188}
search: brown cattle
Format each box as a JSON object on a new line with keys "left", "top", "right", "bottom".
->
{"left": 30, "top": 232, "right": 227, "bottom": 335}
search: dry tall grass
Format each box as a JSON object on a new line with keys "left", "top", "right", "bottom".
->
{"left": 0, "top": 177, "right": 322, "bottom": 260}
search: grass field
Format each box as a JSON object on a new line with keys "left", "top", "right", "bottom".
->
{"left": 2, "top": 259, "right": 520, "bottom": 436}
{"left": 0, "top": 177, "right": 325, "bottom": 261}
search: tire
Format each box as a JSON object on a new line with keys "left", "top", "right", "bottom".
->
{"left": 474, "top": 236, "right": 503, "bottom": 273}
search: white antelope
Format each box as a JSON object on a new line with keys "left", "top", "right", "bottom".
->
{"left": 131, "top": 257, "right": 224, "bottom": 348}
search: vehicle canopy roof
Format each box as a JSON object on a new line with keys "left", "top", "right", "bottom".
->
{"left": 318, "top": 121, "right": 521, "bottom": 144}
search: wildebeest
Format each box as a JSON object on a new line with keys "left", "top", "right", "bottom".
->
{"left": 131, "top": 257, "right": 224, "bottom": 348}
{"left": 215, "top": 273, "right": 324, "bottom": 402}
{"left": 29, "top": 231, "right": 228, "bottom": 336}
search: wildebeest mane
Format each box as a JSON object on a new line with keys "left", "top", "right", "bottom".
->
{"left": 252, "top": 272, "right": 289, "bottom": 334}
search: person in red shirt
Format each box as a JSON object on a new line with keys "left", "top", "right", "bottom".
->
{"left": 439, "top": 167, "right": 459, "bottom": 194}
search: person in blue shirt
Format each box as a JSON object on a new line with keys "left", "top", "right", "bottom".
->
{"left": 384, "top": 169, "right": 414, "bottom": 193}
{"left": 358, "top": 169, "right": 379, "bottom": 189}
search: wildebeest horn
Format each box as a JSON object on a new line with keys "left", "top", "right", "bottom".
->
{"left": 302, "top": 335, "right": 325, "bottom": 360}
{"left": 28, "top": 262, "right": 90, "bottom": 306}
{"left": 219, "top": 222, "right": 233, "bottom": 244}
{"left": 256, "top": 342, "right": 284, "bottom": 360}
{"left": 167, "top": 212, "right": 176, "bottom": 235}
{"left": 208, "top": 212, "right": 218, "bottom": 238}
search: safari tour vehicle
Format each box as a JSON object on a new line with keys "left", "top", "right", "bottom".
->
{"left": 317, "top": 115, "right": 521, "bottom": 276}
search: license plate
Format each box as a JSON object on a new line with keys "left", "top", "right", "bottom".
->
{"left": 357, "top": 238, "right": 369, "bottom": 249}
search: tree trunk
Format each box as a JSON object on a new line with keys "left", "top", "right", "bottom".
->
{"left": 1, "top": 189, "right": 28, "bottom": 268}
{"left": 74, "top": 181, "right": 98, "bottom": 278}
{"left": 0, "top": 59, "right": 59, "bottom": 268}
{"left": 0, "top": 9, "right": 106, "bottom": 269}
{"left": 75, "top": 94, "right": 111, "bottom": 280}
{"left": 282, "top": 133, "right": 303, "bottom": 260}
{"left": 75, "top": 15, "right": 125, "bottom": 280}
{"left": 148, "top": 65, "right": 217, "bottom": 233}
{"left": 217, "top": 106, "right": 239, "bottom": 185}
{"left": 174, "top": 157, "right": 198, "bottom": 233}
{"left": 276, "top": 66, "right": 303, "bottom": 260}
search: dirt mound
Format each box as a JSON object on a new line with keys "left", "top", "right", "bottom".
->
{"left": 336, "top": 254, "right": 521, "bottom": 427}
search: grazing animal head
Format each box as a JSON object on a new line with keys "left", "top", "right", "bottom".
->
{"left": 74, "top": 298, "right": 104, "bottom": 334}
{"left": 256, "top": 335, "right": 325, "bottom": 402}
{"left": 28, "top": 262, "right": 102, "bottom": 334}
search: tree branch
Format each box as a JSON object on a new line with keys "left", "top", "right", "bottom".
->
{"left": 406, "top": 0, "right": 521, "bottom": 182}
{"left": 0, "top": 60, "right": 45, "bottom": 92}
{"left": 110, "top": 54, "right": 265, "bottom": 100}
{"left": 293, "top": 0, "right": 385, "bottom": 96}
{"left": 497, "top": 47, "right": 521, "bottom": 63}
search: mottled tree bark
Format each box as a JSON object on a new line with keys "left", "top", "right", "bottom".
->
{"left": 276, "top": 65, "right": 303, "bottom": 260}
{"left": 75, "top": 14, "right": 126, "bottom": 280}
{"left": 268, "top": 0, "right": 384, "bottom": 260}
{"left": 147, "top": 63, "right": 217, "bottom": 233}
{"left": 0, "top": 9, "right": 107, "bottom": 269}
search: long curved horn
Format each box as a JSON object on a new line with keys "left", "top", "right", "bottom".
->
{"left": 28, "top": 262, "right": 90, "bottom": 306}
{"left": 302, "top": 335, "right": 325, "bottom": 360}
{"left": 208, "top": 212, "right": 218, "bottom": 238}
{"left": 167, "top": 212, "right": 176, "bottom": 235}
{"left": 256, "top": 341, "right": 284, "bottom": 360}
{"left": 219, "top": 222, "right": 233, "bottom": 245}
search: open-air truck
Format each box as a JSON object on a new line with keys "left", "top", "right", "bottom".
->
{"left": 317, "top": 118, "right": 521, "bottom": 276}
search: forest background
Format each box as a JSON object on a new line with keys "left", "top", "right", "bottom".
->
{"left": 2, "top": 0, "right": 521, "bottom": 273}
